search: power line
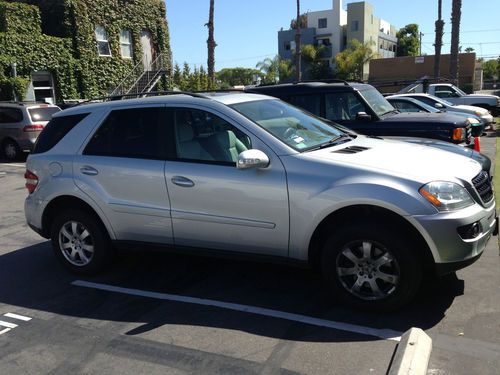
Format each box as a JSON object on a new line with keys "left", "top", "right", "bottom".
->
{"left": 420, "top": 28, "right": 500, "bottom": 34}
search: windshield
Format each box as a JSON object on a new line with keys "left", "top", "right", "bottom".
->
{"left": 432, "top": 96, "right": 453, "bottom": 106}
{"left": 230, "top": 99, "right": 345, "bottom": 151}
{"left": 28, "top": 107, "right": 61, "bottom": 122}
{"left": 455, "top": 86, "right": 467, "bottom": 96}
{"left": 358, "top": 88, "right": 395, "bottom": 116}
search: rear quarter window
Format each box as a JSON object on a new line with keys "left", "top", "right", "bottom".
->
{"left": 32, "top": 113, "right": 89, "bottom": 154}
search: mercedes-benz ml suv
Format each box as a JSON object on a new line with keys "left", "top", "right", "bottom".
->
{"left": 24, "top": 93, "right": 497, "bottom": 311}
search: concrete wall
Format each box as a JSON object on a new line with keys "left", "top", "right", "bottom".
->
{"left": 369, "top": 53, "right": 477, "bottom": 92}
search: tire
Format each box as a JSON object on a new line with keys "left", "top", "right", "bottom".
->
{"left": 321, "top": 221, "right": 422, "bottom": 312}
{"left": 2, "top": 139, "right": 21, "bottom": 161}
{"left": 50, "top": 209, "right": 113, "bottom": 275}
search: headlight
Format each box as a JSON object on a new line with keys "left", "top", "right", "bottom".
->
{"left": 466, "top": 117, "right": 480, "bottom": 124}
{"left": 419, "top": 181, "right": 474, "bottom": 211}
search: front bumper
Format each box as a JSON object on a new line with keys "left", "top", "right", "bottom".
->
{"left": 413, "top": 200, "right": 497, "bottom": 275}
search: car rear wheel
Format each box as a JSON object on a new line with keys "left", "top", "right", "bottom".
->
{"left": 321, "top": 221, "right": 422, "bottom": 311}
{"left": 2, "top": 139, "right": 21, "bottom": 160}
{"left": 50, "top": 209, "right": 113, "bottom": 275}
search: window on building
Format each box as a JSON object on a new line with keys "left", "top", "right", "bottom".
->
{"left": 284, "top": 42, "right": 291, "bottom": 51}
{"left": 95, "top": 25, "right": 111, "bottom": 56}
{"left": 120, "top": 30, "right": 133, "bottom": 58}
{"left": 351, "top": 20, "right": 359, "bottom": 32}
{"left": 318, "top": 18, "right": 327, "bottom": 29}
{"left": 31, "top": 71, "right": 55, "bottom": 102}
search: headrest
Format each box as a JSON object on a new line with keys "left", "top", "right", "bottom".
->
{"left": 177, "top": 121, "right": 194, "bottom": 142}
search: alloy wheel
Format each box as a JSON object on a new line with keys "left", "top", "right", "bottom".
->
{"left": 58, "top": 221, "right": 94, "bottom": 266}
{"left": 335, "top": 240, "right": 400, "bottom": 301}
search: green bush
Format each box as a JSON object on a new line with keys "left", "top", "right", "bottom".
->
{"left": 0, "top": 76, "right": 29, "bottom": 100}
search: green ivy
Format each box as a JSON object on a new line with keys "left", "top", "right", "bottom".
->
{"left": 0, "top": 0, "right": 172, "bottom": 101}
{"left": 0, "top": 75, "right": 29, "bottom": 100}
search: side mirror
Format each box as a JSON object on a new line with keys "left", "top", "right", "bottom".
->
{"left": 237, "top": 149, "right": 270, "bottom": 169}
{"left": 434, "top": 103, "right": 444, "bottom": 109}
{"left": 356, "top": 112, "right": 372, "bottom": 121}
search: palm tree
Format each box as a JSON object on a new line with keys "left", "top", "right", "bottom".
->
{"left": 449, "top": 0, "right": 462, "bottom": 85}
{"left": 433, "top": 0, "right": 444, "bottom": 80}
{"left": 206, "top": 0, "right": 216, "bottom": 89}
{"left": 295, "top": 0, "right": 302, "bottom": 81}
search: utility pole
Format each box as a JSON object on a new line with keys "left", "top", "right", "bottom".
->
{"left": 295, "top": 0, "right": 302, "bottom": 82}
{"left": 434, "top": 0, "right": 444, "bottom": 80}
{"left": 11, "top": 63, "right": 18, "bottom": 102}
{"left": 419, "top": 32, "right": 424, "bottom": 55}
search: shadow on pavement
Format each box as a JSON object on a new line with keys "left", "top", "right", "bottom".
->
{"left": 0, "top": 241, "right": 463, "bottom": 343}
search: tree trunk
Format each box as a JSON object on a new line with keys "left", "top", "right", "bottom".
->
{"left": 434, "top": 0, "right": 444, "bottom": 80}
{"left": 295, "top": 0, "right": 302, "bottom": 81}
{"left": 449, "top": 0, "right": 462, "bottom": 85}
{"left": 207, "top": 0, "right": 216, "bottom": 89}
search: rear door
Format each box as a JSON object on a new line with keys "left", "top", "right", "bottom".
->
{"left": 74, "top": 105, "right": 174, "bottom": 244}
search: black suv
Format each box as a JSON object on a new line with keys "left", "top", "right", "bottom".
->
{"left": 246, "top": 81, "right": 473, "bottom": 146}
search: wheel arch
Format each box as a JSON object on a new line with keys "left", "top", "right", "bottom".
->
{"left": 41, "top": 195, "right": 114, "bottom": 239}
{"left": 307, "top": 204, "right": 434, "bottom": 272}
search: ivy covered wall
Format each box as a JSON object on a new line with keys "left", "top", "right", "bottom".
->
{"left": 0, "top": 0, "right": 172, "bottom": 101}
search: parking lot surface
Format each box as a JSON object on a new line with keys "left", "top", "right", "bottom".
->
{"left": 1, "top": 136, "right": 499, "bottom": 374}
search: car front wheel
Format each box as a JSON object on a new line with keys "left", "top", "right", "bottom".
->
{"left": 321, "top": 221, "right": 422, "bottom": 311}
{"left": 2, "top": 139, "right": 21, "bottom": 160}
{"left": 50, "top": 209, "right": 113, "bottom": 275}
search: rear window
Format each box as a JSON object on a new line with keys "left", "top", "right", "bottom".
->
{"left": 28, "top": 107, "right": 61, "bottom": 122}
{"left": 33, "top": 113, "right": 89, "bottom": 154}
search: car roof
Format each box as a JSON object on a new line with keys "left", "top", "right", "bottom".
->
{"left": 0, "top": 101, "right": 59, "bottom": 108}
{"left": 247, "top": 82, "right": 371, "bottom": 93}
{"left": 55, "top": 93, "right": 274, "bottom": 117}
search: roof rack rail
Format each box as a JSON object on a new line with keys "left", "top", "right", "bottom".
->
{"left": 292, "top": 79, "right": 351, "bottom": 86}
{"left": 74, "top": 90, "right": 209, "bottom": 107}
{"left": 195, "top": 88, "right": 245, "bottom": 93}
{"left": 0, "top": 100, "right": 50, "bottom": 106}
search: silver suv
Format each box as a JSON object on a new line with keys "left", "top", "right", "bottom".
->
{"left": 24, "top": 93, "right": 497, "bottom": 311}
{"left": 0, "top": 102, "right": 60, "bottom": 160}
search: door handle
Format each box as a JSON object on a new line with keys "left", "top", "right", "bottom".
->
{"left": 171, "top": 176, "right": 195, "bottom": 187}
{"left": 80, "top": 165, "right": 99, "bottom": 176}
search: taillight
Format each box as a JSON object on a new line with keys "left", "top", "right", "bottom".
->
{"left": 25, "top": 170, "right": 38, "bottom": 194}
{"left": 452, "top": 128, "right": 464, "bottom": 141}
{"left": 23, "top": 124, "right": 44, "bottom": 132}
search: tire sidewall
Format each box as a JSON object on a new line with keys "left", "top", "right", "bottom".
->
{"left": 321, "top": 222, "right": 422, "bottom": 311}
{"left": 50, "top": 209, "right": 112, "bottom": 275}
{"left": 2, "top": 139, "right": 20, "bottom": 161}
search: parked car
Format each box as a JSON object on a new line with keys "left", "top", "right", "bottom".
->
{"left": 398, "top": 81, "right": 500, "bottom": 116}
{"left": 392, "top": 93, "right": 494, "bottom": 129}
{"left": 0, "top": 102, "right": 61, "bottom": 160}
{"left": 246, "top": 82, "right": 474, "bottom": 146}
{"left": 386, "top": 96, "right": 485, "bottom": 136}
{"left": 25, "top": 93, "right": 497, "bottom": 311}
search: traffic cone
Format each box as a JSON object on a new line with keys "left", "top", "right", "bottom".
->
{"left": 474, "top": 137, "right": 480, "bottom": 152}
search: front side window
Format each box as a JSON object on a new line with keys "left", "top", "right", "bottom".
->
{"left": 318, "top": 18, "right": 327, "bottom": 29}
{"left": 231, "top": 99, "right": 344, "bottom": 151}
{"left": 358, "top": 88, "right": 394, "bottom": 117}
{"left": 84, "top": 107, "right": 166, "bottom": 160}
{"left": 95, "top": 25, "right": 111, "bottom": 56}
{"left": 325, "top": 93, "right": 368, "bottom": 120}
{"left": 174, "top": 108, "right": 251, "bottom": 164}
{"left": 391, "top": 100, "right": 420, "bottom": 112}
{"left": 120, "top": 29, "right": 133, "bottom": 58}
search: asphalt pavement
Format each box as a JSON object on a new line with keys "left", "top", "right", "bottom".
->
{"left": 0, "top": 137, "right": 499, "bottom": 374}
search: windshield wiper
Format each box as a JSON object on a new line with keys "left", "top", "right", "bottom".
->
{"left": 305, "top": 134, "right": 354, "bottom": 152}
{"left": 381, "top": 109, "right": 399, "bottom": 116}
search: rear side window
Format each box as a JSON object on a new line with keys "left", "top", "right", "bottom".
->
{"left": 0, "top": 107, "right": 23, "bottom": 123}
{"left": 33, "top": 113, "right": 89, "bottom": 154}
{"left": 84, "top": 107, "right": 168, "bottom": 160}
{"left": 28, "top": 107, "right": 61, "bottom": 122}
{"left": 289, "top": 95, "right": 321, "bottom": 116}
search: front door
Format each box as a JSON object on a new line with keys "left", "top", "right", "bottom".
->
{"left": 164, "top": 106, "right": 290, "bottom": 257}
{"left": 140, "top": 30, "right": 154, "bottom": 70}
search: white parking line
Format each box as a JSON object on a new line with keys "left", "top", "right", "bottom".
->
{"left": 3, "top": 313, "right": 32, "bottom": 321}
{"left": 0, "top": 328, "right": 11, "bottom": 335}
{"left": 0, "top": 163, "right": 25, "bottom": 168}
{"left": 0, "top": 320, "right": 18, "bottom": 329}
{"left": 72, "top": 280, "right": 403, "bottom": 341}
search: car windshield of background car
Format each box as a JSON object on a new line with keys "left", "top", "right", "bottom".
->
{"left": 358, "top": 88, "right": 395, "bottom": 116}
{"left": 230, "top": 99, "right": 344, "bottom": 151}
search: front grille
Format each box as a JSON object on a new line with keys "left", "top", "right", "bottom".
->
{"left": 472, "top": 171, "right": 493, "bottom": 203}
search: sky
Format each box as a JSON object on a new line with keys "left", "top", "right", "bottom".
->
{"left": 165, "top": 0, "right": 500, "bottom": 71}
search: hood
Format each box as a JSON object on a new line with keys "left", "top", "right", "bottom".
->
{"left": 466, "top": 94, "right": 499, "bottom": 100}
{"left": 304, "top": 135, "right": 481, "bottom": 184}
{"left": 452, "top": 105, "right": 489, "bottom": 115}
{"left": 382, "top": 111, "right": 465, "bottom": 124}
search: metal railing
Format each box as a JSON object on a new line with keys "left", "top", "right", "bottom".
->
{"left": 110, "top": 52, "right": 168, "bottom": 97}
